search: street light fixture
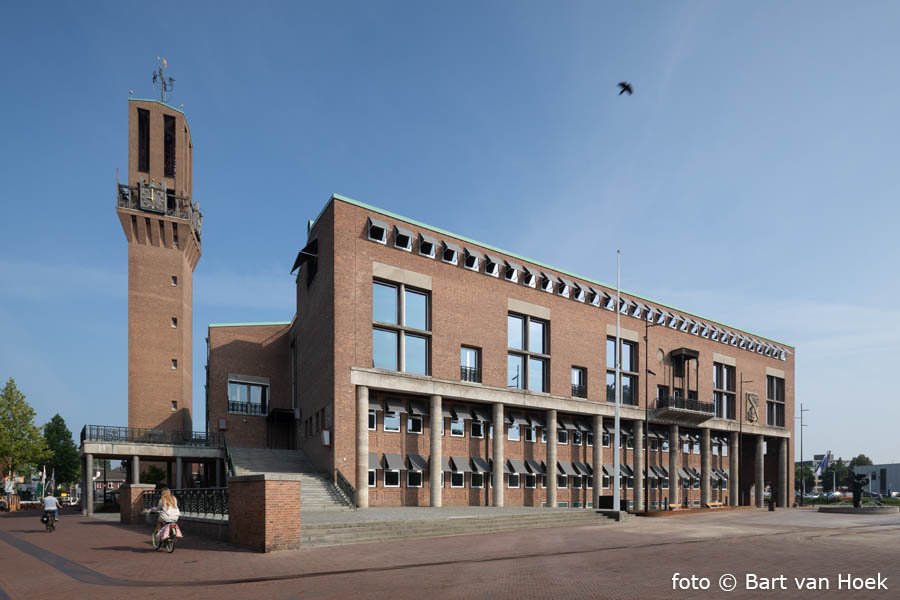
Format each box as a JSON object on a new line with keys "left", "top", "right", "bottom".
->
{"left": 643, "top": 317, "right": 658, "bottom": 514}
{"left": 738, "top": 375, "right": 752, "bottom": 506}
{"left": 795, "top": 404, "right": 809, "bottom": 506}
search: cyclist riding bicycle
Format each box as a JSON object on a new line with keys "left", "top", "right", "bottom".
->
{"left": 42, "top": 490, "right": 61, "bottom": 525}
{"left": 154, "top": 487, "right": 180, "bottom": 535}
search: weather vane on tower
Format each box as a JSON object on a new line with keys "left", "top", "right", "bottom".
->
{"left": 152, "top": 57, "right": 175, "bottom": 103}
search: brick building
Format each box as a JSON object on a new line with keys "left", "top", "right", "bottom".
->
{"left": 207, "top": 194, "right": 795, "bottom": 511}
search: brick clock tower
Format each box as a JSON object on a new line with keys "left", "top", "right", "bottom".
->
{"left": 116, "top": 72, "right": 202, "bottom": 432}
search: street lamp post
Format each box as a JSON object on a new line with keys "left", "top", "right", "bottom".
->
{"left": 644, "top": 317, "right": 657, "bottom": 514}
{"left": 738, "top": 374, "right": 752, "bottom": 506}
{"left": 796, "top": 404, "right": 809, "bottom": 506}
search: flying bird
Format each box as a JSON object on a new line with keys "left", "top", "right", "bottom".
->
{"left": 618, "top": 81, "right": 633, "bottom": 96}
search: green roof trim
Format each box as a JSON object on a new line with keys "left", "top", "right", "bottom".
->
{"left": 209, "top": 322, "right": 291, "bottom": 328}
{"left": 128, "top": 97, "right": 186, "bottom": 115}
{"left": 312, "top": 193, "right": 792, "bottom": 348}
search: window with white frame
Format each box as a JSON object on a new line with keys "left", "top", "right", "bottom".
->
{"left": 557, "top": 277, "right": 571, "bottom": 298}
{"left": 602, "top": 474, "right": 610, "bottom": 488}
{"left": 407, "top": 470, "right": 423, "bottom": 487}
{"left": 557, "top": 429, "right": 568, "bottom": 445}
{"left": 525, "top": 474, "right": 536, "bottom": 488}
{"left": 442, "top": 242, "right": 460, "bottom": 265}
{"left": 572, "top": 430, "right": 582, "bottom": 446}
{"left": 572, "top": 475, "right": 583, "bottom": 488}
{"left": 407, "top": 415, "right": 423, "bottom": 434}
{"left": 471, "top": 473, "right": 485, "bottom": 488}
{"left": 602, "top": 432, "right": 610, "bottom": 447}
{"left": 484, "top": 255, "right": 500, "bottom": 277}
{"left": 606, "top": 337, "right": 638, "bottom": 405}
{"left": 464, "top": 248, "right": 481, "bottom": 272}
{"left": 540, "top": 273, "right": 553, "bottom": 293}
{"left": 384, "top": 470, "right": 400, "bottom": 487}
{"left": 557, "top": 474, "right": 567, "bottom": 488}
{"left": 450, "top": 472, "right": 465, "bottom": 488}
{"left": 384, "top": 411, "right": 400, "bottom": 432}
{"left": 368, "top": 409, "right": 377, "bottom": 431}
{"left": 713, "top": 362, "right": 737, "bottom": 420}
{"left": 372, "top": 280, "right": 431, "bottom": 375}
{"left": 368, "top": 470, "right": 376, "bottom": 487}
{"left": 524, "top": 426, "right": 537, "bottom": 443}
{"left": 573, "top": 284, "right": 585, "bottom": 303}
{"left": 508, "top": 473, "right": 520, "bottom": 488}
{"left": 228, "top": 379, "right": 269, "bottom": 416}
{"left": 508, "top": 422, "right": 521, "bottom": 442}
{"left": 367, "top": 217, "right": 388, "bottom": 244}
{"left": 450, "top": 417, "right": 465, "bottom": 437}
{"left": 504, "top": 261, "right": 519, "bottom": 283}
{"left": 522, "top": 268, "right": 536, "bottom": 288}
{"left": 586, "top": 432, "right": 594, "bottom": 446}
{"left": 471, "top": 420, "right": 485, "bottom": 438}
{"left": 661, "top": 477, "right": 669, "bottom": 489}
{"left": 394, "top": 225, "right": 413, "bottom": 251}
{"left": 418, "top": 234, "right": 437, "bottom": 258}
{"left": 767, "top": 375, "right": 786, "bottom": 427}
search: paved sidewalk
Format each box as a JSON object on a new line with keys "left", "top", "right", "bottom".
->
{"left": 1, "top": 506, "right": 898, "bottom": 599}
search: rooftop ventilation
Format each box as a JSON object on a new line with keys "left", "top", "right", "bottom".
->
{"left": 484, "top": 254, "right": 501, "bottom": 278}
{"left": 572, "top": 283, "right": 585, "bottom": 303}
{"left": 540, "top": 273, "right": 554, "bottom": 293}
{"left": 504, "top": 260, "right": 521, "bottom": 283}
{"left": 557, "top": 277, "right": 572, "bottom": 299}
{"left": 394, "top": 225, "right": 413, "bottom": 252}
{"left": 588, "top": 288, "right": 602, "bottom": 307}
{"left": 522, "top": 266, "right": 536, "bottom": 288}
{"left": 442, "top": 241, "right": 460, "bottom": 265}
{"left": 418, "top": 233, "right": 437, "bottom": 258}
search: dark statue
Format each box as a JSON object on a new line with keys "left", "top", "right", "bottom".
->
{"left": 846, "top": 468, "right": 869, "bottom": 509}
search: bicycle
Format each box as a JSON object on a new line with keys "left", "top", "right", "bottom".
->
{"left": 151, "top": 521, "right": 181, "bottom": 553}
{"left": 42, "top": 511, "right": 56, "bottom": 533}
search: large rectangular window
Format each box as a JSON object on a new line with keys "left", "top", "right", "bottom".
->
{"left": 713, "top": 362, "right": 736, "bottom": 420}
{"left": 508, "top": 313, "right": 549, "bottom": 393}
{"left": 460, "top": 346, "right": 481, "bottom": 383}
{"left": 766, "top": 375, "right": 786, "bottom": 427}
{"left": 571, "top": 367, "right": 587, "bottom": 398}
{"left": 137, "top": 108, "right": 150, "bottom": 173}
{"left": 606, "top": 337, "right": 637, "bottom": 405}
{"left": 164, "top": 114, "right": 176, "bottom": 177}
{"left": 372, "top": 281, "right": 431, "bottom": 375}
{"left": 227, "top": 380, "right": 268, "bottom": 415}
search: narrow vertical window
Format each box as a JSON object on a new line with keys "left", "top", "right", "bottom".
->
{"left": 137, "top": 108, "right": 150, "bottom": 173}
{"left": 164, "top": 114, "right": 176, "bottom": 178}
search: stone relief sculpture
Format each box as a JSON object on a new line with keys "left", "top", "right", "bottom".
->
{"left": 746, "top": 392, "right": 759, "bottom": 424}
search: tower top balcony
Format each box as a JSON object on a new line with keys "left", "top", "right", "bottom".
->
{"left": 117, "top": 181, "right": 202, "bottom": 242}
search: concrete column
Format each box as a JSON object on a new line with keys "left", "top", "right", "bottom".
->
{"left": 85, "top": 453, "right": 94, "bottom": 517}
{"left": 700, "top": 429, "right": 711, "bottom": 507}
{"left": 778, "top": 437, "right": 788, "bottom": 507}
{"left": 668, "top": 425, "right": 679, "bottom": 508}
{"left": 215, "top": 459, "right": 223, "bottom": 488}
{"left": 547, "top": 409, "right": 558, "bottom": 508}
{"left": 755, "top": 435, "right": 765, "bottom": 508}
{"left": 592, "top": 414, "right": 602, "bottom": 508}
{"left": 176, "top": 457, "right": 183, "bottom": 490}
{"left": 430, "top": 394, "right": 442, "bottom": 508}
{"left": 633, "top": 421, "right": 644, "bottom": 512}
{"left": 729, "top": 433, "right": 739, "bottom": 506}
{"left": 132, "top": 455, "right": 141, "bottom": 485}
{"left": 492, "top": 403, "right": 505, "bottom": 507}
{"left": 356, "top": 385, "right": 369, "bottom": 509}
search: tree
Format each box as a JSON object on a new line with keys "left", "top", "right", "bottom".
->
{"left": 823, "top": 458, "right": 849, "bottom": 493}
{"left": 849, "top": 454, "right": 873, "bottom": 468}
{"left": 141, "top": 465, "right": 166, "bottom": 486}
{"left": 0, "top": 378, "right": 51, "bottom": 477}
{"left": 795, "top": 464, "right": 815, "bottom": 494}
{"left": 43, "top": 414, "right": 80, "bottom": 486}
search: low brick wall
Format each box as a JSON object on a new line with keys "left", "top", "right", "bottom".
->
{"left": 119, "top": 484, "right": 156, "bottom": 524}
{"left": 228, "top": 474, "right": 301, "bottom": 552}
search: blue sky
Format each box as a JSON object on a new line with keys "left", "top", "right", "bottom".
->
{"left": 1, "top": 2, "right": 898, "bottom": 465}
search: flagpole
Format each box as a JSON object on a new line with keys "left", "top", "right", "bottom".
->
{"left": 613, "top": 250, "right": 622, "bottom": 513}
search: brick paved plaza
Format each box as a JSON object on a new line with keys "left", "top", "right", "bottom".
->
{"left": 1, "top": 507, "right": 897, "bottom": 599}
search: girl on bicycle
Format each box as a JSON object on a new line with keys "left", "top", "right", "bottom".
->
{"left": 154, "top": 488, "right": 180, "bottom": 535}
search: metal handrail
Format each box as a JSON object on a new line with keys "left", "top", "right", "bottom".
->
{"left": 571, "top": 384, "right": 587, "bottom": 398}
{"left": 142, "top": 487, "right": 228, "bottom": 518}
{"left": 81, "top": 425, "right": 224, "bottom": 448}
{"left": 227, "top": 401, "right": 267, "bottom": 416}
{"left": 655, "top": 396, "right": 716, "bottom": 415}
{"left": 116, "top": 183, "right": 202, "bottom": 240}
{"left": 334, "top": 469, "right": 356, "bottom": 508}
{"left": 460, "top": 366, "right": 481, "bottom": 383}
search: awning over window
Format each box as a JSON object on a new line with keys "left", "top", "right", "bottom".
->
{"left": 575, "top": 420, "right": 591, "bottom": 432}
{"left": 508, "top": 413, "right": 530, "bottom": 427}
{"left": 573, "top": 462, "right": 592, "bottom": 476}
{"left": 441, "top": 457, "right": 452, "bottom": 472}
{"left": 290, "top": 238, "right": 319, "bottom": 273}
{"left": 504, "top": 259, "right": 522, "bottom": 272}
{"left": 557, "top": 461, "right": 576, "bottom": 476}
{"left": 382, "top": 453, "right": 405, "bottom": 471}
{"left": 471, "top": 405, "right": 491, "bottom": 422}
{"left": 651, "top": 465, "right": 669, "bottom": 478}
{"left": 558, "top": 417, "right": 576, "bottom": 430}
{"left": 451, "top": 456, "right": 472, "bottom": 473}
{"left": 602, "top": 464, "right": 613, "bottom": 476}
{"left": 508, "top": 459, "right": 528, "bottom": 474}
{"left": 369, "top": 399, "right": 383, "bottom": 411}
{"left": 419, "top": 232, "right": 438, "bottom": 249}
{"left": 368, "top": 216, "right": 389, "bottom": 231}
{"left": 715, "top": 468, "right": 729, "bottom": 480}
{"left": 464, "top": 247, "right": 483, "bottom": 261}
{"left": 526, "top": 459, "right": 545, "bottom": 474}
{"left": 472, "top": 457, "right": 491, "bottom": 473}
{"left": 452, "top": 407, "right": 472, "bottom": 421}
{"left": 558, "top": 276, "right": 574, "bottom": 289}
{"left": 385, "top": 399, "right": 407, "bottom": 414}
{"left": 645, "top": 467, "right": 659, "bottom": 480}
{"left": 678, "top": 467, "right": 693, "bottom": 480}
{"left": 442, "top": 241, "right": 461, "bottom": 257}
{"left": 528, "top": 413, "right": 545, "bottom": 428}
{"left": 407, "top": 453, "right": 428, "bottom": 471}
{"left": 484, "top": 253, "right": 500, "bottom": 267}
{"left": 394, "top": 225, "right": 414, "bottom": 241}
{"left": 368, "top": 452, "right": 378, "bottom": 468}
{"left": 621, "top": 464, "right": 634, "bottom": 477}
{"left": 409, "top": 401, "right": 428, "bottom": 416}
{"left": 441, "top": 406, "right": 454, "bottom": 419}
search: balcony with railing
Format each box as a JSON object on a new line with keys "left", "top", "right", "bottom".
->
{"left": 571, "top": 384, "right": 587, "bottom": 399}
{"left": 460, "top": 366, "right": 481, "bottom": 383}
{"left": 81, "top": 425, "right": 224, "bottom": 448}
{"left": 228, "top": 401, "right": 267, "bottom": 416}
{"left": 652, "top": 396, "right": 716, "bottom": 424}
{"left": 117, "top": 183, "right": 202, "bottom": 240}
{"left": 142, "top": 487, "right": 228, "bottom": 520}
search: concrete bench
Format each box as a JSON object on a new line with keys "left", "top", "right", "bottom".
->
{"left": 705, "top": 501, "right": 725, "bottom": 509}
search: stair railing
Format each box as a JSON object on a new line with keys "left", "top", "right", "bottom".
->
{"left": 222, "top": 435, "right": 236, "bottom": 478}
{"left": 334, "top": 468, "right": 356, "bottom": 509}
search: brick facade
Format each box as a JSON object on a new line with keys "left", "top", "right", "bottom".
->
{"left": 119, "top": 483, "right": 156, "bottom": 525}
{"left": 228, "top": 475, "right": 301, "bottom": 552}
{"left": 206, "top": 324, "right": 292, "bottom": 448}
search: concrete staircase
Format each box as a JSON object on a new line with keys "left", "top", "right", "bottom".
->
{"left": 301, "top": 510, "right": 611, "bottom": 547}
{"left": 228, "top": 447, "right": 352, "bottom": 511}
